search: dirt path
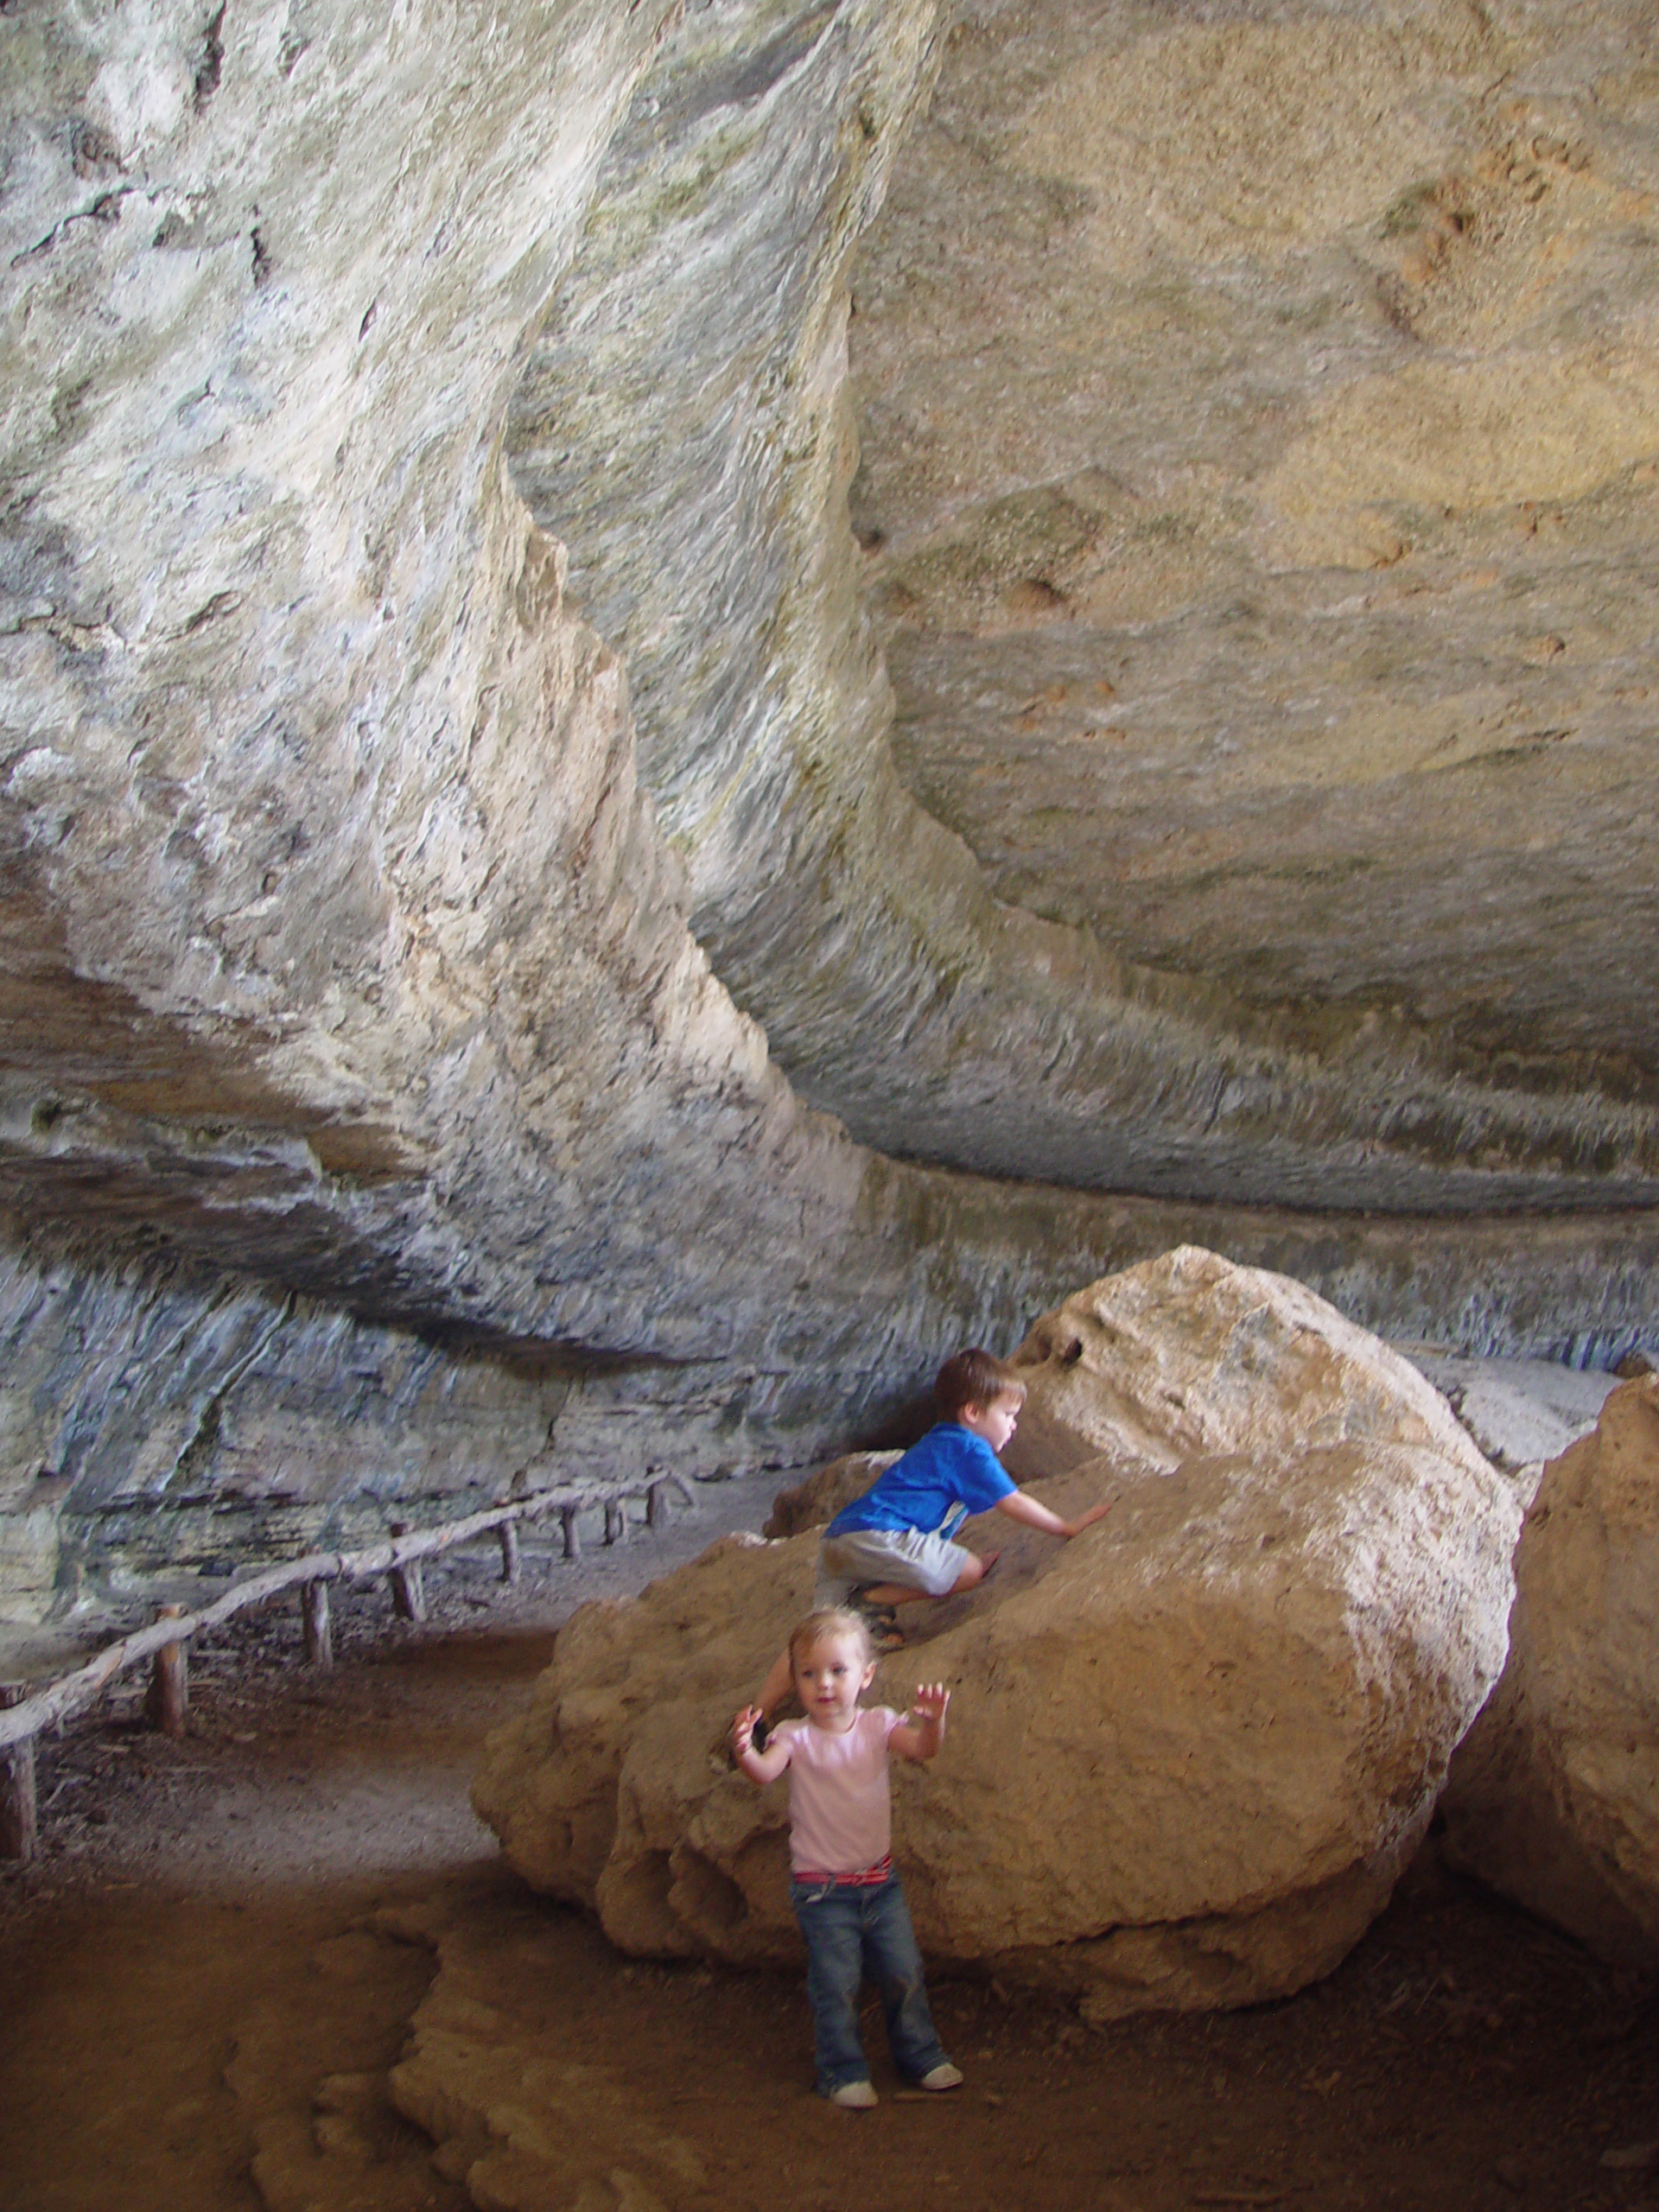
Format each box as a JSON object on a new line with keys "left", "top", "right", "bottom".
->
{"left": 2, "top": 1482, "right": 1656, "bottom": 2212}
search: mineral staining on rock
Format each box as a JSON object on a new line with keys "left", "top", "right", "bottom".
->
{"left": 474, "top": 1253, "right": 1519, "bottom": 2017}
{"left": 1440, "top": 1373, "right": 1659, "bottom": 1966}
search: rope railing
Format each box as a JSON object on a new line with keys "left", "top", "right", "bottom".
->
{"left": 0, "top": 1471, "right": 695, "bottom": 1858}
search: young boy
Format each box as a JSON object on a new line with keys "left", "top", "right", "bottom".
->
{"left": 732, "top": 1607, "right": 961, "bottom": 2107}
{"left": 753, "top": 1347, "right": 1111, "bottom": 1720}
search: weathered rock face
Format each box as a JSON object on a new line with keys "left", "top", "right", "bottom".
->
{"left": 474, "top": 1253, "right": 1518, "bottom": 2016}
{"left": 0, "top": 1236, "right": 576, "bottom": 1625}
{"left": 0, "top": 1166, "right": 1649, "bottom": 1627}
{"left": 1404, "top": 1350, "right": 1621, "bottom": 1489}
{"left": 0, "top": 0, "right": 1655, "bottom": 1617}
{"left": 1440, "top": 1376, "right": 1659, "bottom": 1965}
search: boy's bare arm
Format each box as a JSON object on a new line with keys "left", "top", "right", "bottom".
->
{"left": 995, "top": 1488, "right": 1114, "bottom": 1541}
{"left": 732, "top": 1704, "right": 792, "bottom": 1783}
{"left": 890, "top": 1682, "right": 950, "bottom": 1763}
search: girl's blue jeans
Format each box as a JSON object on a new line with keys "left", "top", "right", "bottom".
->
{"left": 789, "top": 1868, "right": 950, "bottom": 2094}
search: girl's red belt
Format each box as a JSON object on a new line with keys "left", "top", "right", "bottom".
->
{"left": 791, "top": 1852, "right": 893, "bottom": 1886}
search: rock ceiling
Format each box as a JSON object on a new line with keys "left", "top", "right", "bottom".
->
{"left": 853, "top": 0, "right": 1659, "bottom": 1106}
{"left": 515, "top": 0, "right": 1659, "bottom": 1211}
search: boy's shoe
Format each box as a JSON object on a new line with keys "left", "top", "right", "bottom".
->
{"left": 918, "top": 2063, "right": 963, "bottom": 2092}
{"left": 847, "top": 1588, "right": 906, "bottom": 1654}
{"left": 829, "top": 2080, "right": 879, "bottom": 2109}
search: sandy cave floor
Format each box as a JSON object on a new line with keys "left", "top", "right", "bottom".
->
{"left": 2, "top": 1478, "right": 1658, "bottom": 2212}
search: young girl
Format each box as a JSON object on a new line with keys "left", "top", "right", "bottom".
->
{"left": 731, "top": 1607, "right": 963, "bottom": 2108}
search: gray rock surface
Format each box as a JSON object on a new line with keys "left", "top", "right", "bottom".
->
{"left": 1402, "top": 1349, "right": 1622, "bottom": 1487}
{"left": 1441, "top": 1375, "right": 1659, "bottom": 1965}
{"left": 474, "top": 1252, "right": 1518, "bottom": 2017}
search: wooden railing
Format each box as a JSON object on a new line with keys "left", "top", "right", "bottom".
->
{"left": 0, "top": 1471, "right": 694, "bottom": 1861}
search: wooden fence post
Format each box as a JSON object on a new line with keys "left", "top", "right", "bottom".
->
{"left": 646, "top": 1481, "right": 667, "bottom": 1530}
{"left": 497, "top": 1521, "right": 521, "bottom": 1585}
{"left": 387, "top": 1524, "right": 426, "bottom": 1622}
{"left": 148, "top": 1604, "right": 188, "bottom": 1737}
{"left": 604, "top": 1502, "right": 626, "bottom": 1547}
{"left": 560, "top": 1506, "right": 581, "bottom": 1561}
{"left": 0, "top": 1687, "right": 35, "bottom": 1862}
{"left": 300, "top": 1579, "right": 334, "bottom": 1668}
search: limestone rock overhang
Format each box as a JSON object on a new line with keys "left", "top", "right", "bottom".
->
{"left": 0, "top": 0, "right": 1654, "bottom": 1465}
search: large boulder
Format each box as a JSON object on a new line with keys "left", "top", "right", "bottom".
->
{"left": 1002, "top": 1244, "right": 1494, "bottom": 1482}
{"left": 474, "top": 1249, "right": 1519, "bottom": 2018}
{"left": 1440, "top": 1375, "right": 1659, "bottom": 1966}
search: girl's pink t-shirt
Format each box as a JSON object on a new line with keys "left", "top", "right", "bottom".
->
{"left": 775, "top": 1706, "right": 901, "bottom": 1874}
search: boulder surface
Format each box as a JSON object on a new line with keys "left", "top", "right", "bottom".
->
{"left": 761, "top": 1452, "right": 899, "bottom": 1539}
{"left": 1440, "top": 1374, "right": 1659, "bottom": 1965}
{"left": 1002, "top": 1245, "right": 1497, "bottom": 1483}
{"left": 475, "top": 1249, "right": 1518, "bottom": 2016}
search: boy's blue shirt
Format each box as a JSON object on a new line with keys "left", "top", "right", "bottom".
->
{"left": 824, "top": 1421, "right": 1016, "bottom": 1539}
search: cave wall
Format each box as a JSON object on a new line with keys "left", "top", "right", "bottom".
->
{"left": 1, "top": 0, "right": 1656, "bottom": 1624}
{"left": 4, "top": 1187, "right": 1655, "bottom": 1627}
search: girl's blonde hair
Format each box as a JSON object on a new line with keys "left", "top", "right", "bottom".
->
{"left": 788, "top": 1606, "right": 874, "bottom": 1675}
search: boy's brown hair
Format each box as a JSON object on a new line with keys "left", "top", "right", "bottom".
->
{"left": 934, "top": 1347, "right": 1027, "bottom": 1422}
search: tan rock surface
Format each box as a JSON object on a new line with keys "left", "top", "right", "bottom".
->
{"left": 1440, "top": 1375, "right": 1659, "bottom": 1965}
{"left": 1004, "top": 1246, "right": 1501, "bottom": 1486}
{"left": 760, "top": 1450, "right": 899, "bottom": 1538}
{"left": 389, "top": 1906, "right": 708, "bottom": 2212}
{"left": 475, "top": 1252, "right": 1518, "bottom": 2017}
{"left": 505, "top": 0, "right": 1659, "bottom": 1214}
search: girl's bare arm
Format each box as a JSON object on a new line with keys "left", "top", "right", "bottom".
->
{"left": 890, "top": 1682, "right": 950, "bottom": 1763}
{"left": 732, "top": 1704, "right": 792, "bottom": 1783}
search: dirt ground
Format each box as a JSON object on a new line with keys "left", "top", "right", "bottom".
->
{"left": 3, "top": 1479, "right": 1657, "bottom": 2212}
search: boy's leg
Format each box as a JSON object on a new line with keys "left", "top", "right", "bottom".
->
{"left": 823, "top": 1525, "right": 987, "bottom": 1611}
{"left": 858, "top": 1545, "right": 997, "bottom": 1607}
{"left": 792, "top": 1882, "right": 874, "bottom": 2096}
{"left": 859, "top": 1876, "right": 950, "bottom": 2083}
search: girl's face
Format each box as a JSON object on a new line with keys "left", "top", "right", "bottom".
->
{"left": 794, "top": 1631, "right": 877, "bottom": 1732}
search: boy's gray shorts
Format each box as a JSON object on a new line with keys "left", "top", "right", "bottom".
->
{"left": 815, "top": 1525, "right": 972, "bottom": 1605}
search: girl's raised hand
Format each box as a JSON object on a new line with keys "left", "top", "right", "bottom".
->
{"left": 731, "top": 1703, "right": 764, "bottom": 1757}
{"left": 912, "top": 1681, "right": 950, "bottom": 1726}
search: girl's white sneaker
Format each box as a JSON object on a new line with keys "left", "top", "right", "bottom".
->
{"left": 829, "top": 2080, "right": 879, "bottom": 2109}
{"left": 919, "top": 2063, "right": 963, "bottom": 2091}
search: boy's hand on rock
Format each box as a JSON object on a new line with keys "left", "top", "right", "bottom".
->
{"left": 1065, "top": 1498, "right": 1114, "bottom": 1538}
